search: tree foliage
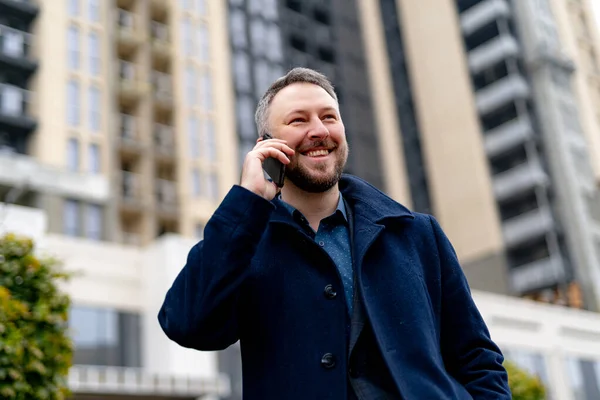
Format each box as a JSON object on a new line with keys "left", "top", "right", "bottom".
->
{"left": 505, "top": 360, "right": 547, "bottom": 400}
{"left": 0, "top": 233, "right": 73, "bottom": 399}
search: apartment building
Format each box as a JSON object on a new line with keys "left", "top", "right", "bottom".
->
{"left": 352, "top": 0, "right": 600, "bottom": 312}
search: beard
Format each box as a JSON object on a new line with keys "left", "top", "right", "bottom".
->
{"left": 285, "top": 140, "right": 348, "bottom": 193}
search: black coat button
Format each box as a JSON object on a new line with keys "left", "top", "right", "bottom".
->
{"left": 324, "top": 284, "right": 337, "bottom": 299}
{"left": 321, "top": 353, "right": 336, "bottom": 369}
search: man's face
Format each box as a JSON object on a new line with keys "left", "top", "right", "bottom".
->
{"left": 268, "top": 82, "right": 348, "bottom": 193}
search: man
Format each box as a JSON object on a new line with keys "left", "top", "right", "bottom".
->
{"left": 158, "top": 67, "right": 511, "bottom": 399}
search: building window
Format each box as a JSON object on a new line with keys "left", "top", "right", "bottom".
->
{"left": 0, "top": 84, "right": 25, "bottom": 116}
{"left": 254, "top": 60, "right": 271, "bottom": 97}
{"left": 186, "top": 65, "right": 197, "bottom": 105}
{"left": 89, "top": 143, "right": 100, "bottom": 173}
{"left": 188, "top": 116, "right": 200, "bottom": 158}
{"left": 233, "top": 51, "right": 252, "bottom": 92}
{"left": 192, "top": 168, "right": 201, "bottom": 196}
{"left": 89, "top": 32, "right": 100, "bottom": 76}
{"left": 197, "top": 23, "right": 210, "bottom": 62}
{"left": 266, "top": 24, "right": 283, "bottom": 62}
{"left": 201, "top": 70, "right": 213, "bottom": 111}
{"left": 89, "top": 0, "right": 100, "bottom": 22}
{"left": 250, "top": 19, "right": 265, "bottom": 58}
{"left": 89, "top": 86, "right": 101, "bottom": 132}
{"left": 67, "top": 25, "right": 80, "bottom": 70}
{"left": 196, "top": 0, "right": 206, "bottom": 15}
{"left": 69, "top": 306, "right": 141, "bottom": 367}
{"left": 237, "top": 95, "right": 256, "bottom": 139}
{"left": 207, "top": 172, "right": 219, "bottom": 200}
{"left": 182, "top": 19, "right": 192, "bottom": 56}
{"left": 230, "top": 9, "right": 247, "bottom": 49}
{"left": 85, "top": 204, "right": 102, "bottom": 240}
{"left": 68, "top": 0, "right": 79, "bottom": 16}
{"left": 63, "top": 199, "right": 79, "bottom": 236}
{"left": 67, "top": 138, "right": 79, "bottom": 171}
{"left": 204, "top": 119, "right": 216, "bottom": 162}
{"left": 67, "top": 80, "right": 80, "bottom": 126}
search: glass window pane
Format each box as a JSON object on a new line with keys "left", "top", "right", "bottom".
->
{"left": 196, "top": 0, "right": 206, "bottom": 14}
{"left": 207, "top": 172, "right": 219, "bottom": 200}
{"left": 88, "top": 143, "right": 100, "bottom": 173}
{"left": 204, "top": 119, "right": 216, "bottom": 162}
{"left": 230, "top": 9, "right": 247, "bottom": 49}
{"left": 201, "top": 71, "right": 213, "bottom": 111}
{"left": 63, "top": 199, "right": 79, "bottom": 236}
{"left": 237, "top": 95, "right": 256, "bottom": 139}
{"left": 250, "top": 19, "right": 265, "bottom": 57}
{"left": 68, "top": 0, "right": 79, "bottom": 16}
{"left": 182, "top": 19, "right": 192, "bottom": 55}
{"left": 192, "top": 168, "right": 201, "bottom": 196}
{"left": 89, "top": 32, "right": 100, "bottom": 75}
{"left": 266, "top": 24, "right": 282, "bottom": 62}
{"left": 89, "top": 0, "right": 100, "bottom": 21}
{"left": 67, "top": 138, "right": 79, "bottom": 171}
{"left": 197, "top": 24, "right": 209, "bottom": 62}
{"left": 85, "top": 204, "right": 102, "bottom": 240}
{"left": 233, "top": 51, "right": 252, "bottom": 92}
{"left": 89, "top": 86, "right": 101, "bottom": 132}
{"left": 186, "top": 65, "right": 197, "bottom": 104}
{"left": 67, "top": 80, "right": 80, "bottom": 126}
{"left": 68, "top": 25, "right": 79, "bottom": 70}
{"left": 188, "top": 116, "right": 199, "bottom": 158}
{"left": 254, "top": 60, "right": 270, "bottom": 97}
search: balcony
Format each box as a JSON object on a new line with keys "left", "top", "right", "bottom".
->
{"left": 468, "top": 35, "right": 519, "bottom": 74}
{"left": 509, "top": 256, "right": 567, "bottom": 294}
{"left": 0, "top": 151, "right": 110, "bottom": 202}
{"left": 461, "top": 0, "right": 510, "bottom": 37}
{"left": 151, "top": 70, "right": 173, "bottom": 111}
{"left": 116, "top": 9, "right": 143, "bottom": 56}
{"left": 484, "top": 117, "right": 534, "bottom": 158}
{"left": 502, "top": 207, "right": 554, "bottom": 248}
{"left": 153, "top": 123, "right": 175, "bottom": 161}
{"left": 69, "top": 365, "right": 230, "bottom": 399}
{"left": 476, "top": 75, "right": 530, "bottom": 116}
{"left": 150, "top": 21, "right": 170, "bottom": 62}
{"left": 0, "top": 83, "right": 36, "bottom": 133}
{"left": 118, "top": 114, "right": 144, "bottom": 158}
{"left": 155, "top": 178, "right": 178, "bottom": 217}
{"left": 120, "top": 171, "right": 144, "bottom": 212}
{"left": 0, "top": 0, "right": 39, "bottom": 24}
{"left": 118, "top": 60, "right": 146, "bottom": 106}
{"left": 0, "top": 24, "right": 37, "bottom": 75}
{"left": 493, "top": 160, "right": 549, "bottom": 202}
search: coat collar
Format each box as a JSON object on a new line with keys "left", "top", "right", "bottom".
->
{"left": 269, "top": 174, "right": 414, "bottom": 226}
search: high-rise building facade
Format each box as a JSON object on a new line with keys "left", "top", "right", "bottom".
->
{"left": 359, "top": 0, "right": 600, "bottom": 311}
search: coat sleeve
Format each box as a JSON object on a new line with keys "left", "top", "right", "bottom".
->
{"left": 429, "top": 216, "right": 512, "bottom": 399}
{"left": 158, "top": 185, "right": 275, "bottom": 351}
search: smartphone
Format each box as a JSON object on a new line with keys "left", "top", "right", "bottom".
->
{"left": 261, "top": 132, "right": 286, "bottom": 188}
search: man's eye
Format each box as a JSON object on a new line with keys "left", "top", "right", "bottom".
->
{"left": 323, "top": 114, "right": 336, "bottom": 120}
{"left": 291, "top": 118, "right": 305, "bottom": 123}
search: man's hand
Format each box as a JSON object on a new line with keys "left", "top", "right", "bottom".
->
{"left": 240, "top": 138, "right": 294, "bottom": 200}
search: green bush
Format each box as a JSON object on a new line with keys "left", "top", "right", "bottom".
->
{"left": 0, "top": 233, "right": 73, "bottom": 399}
{"left": 505, "top": 360, "right": 547, "bottom": 400}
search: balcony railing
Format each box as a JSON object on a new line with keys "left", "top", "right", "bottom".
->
{"left": 150, "top": 21, "right": 169, "bottom": 42}
{"left": 121, "top": 171, "right": 142, "bottom": 204}
{"left": 156, "top": 178, "right": 177, "bottom": 212}
{"left": 152, "top": 70, "right": 171, "bottom": 97}
{"left": 119, "top": 60, "right": 137, "bottom": 81}
{"left": 0, "top": 24, "right": 33, "bottom": 59}
{"left": 117, "top": 9, "right": 135, "bottom": 30}
{"left": 0, "top": 83, "right": 32, "bottom": 117}
{"left": 69, "top": 365, "right": 230, "bottom": 398}
{"left": 154, "top": 123, "right": 174, "bottom": 154}
{"left": 120, "top": 114, "right": 137, "bottom": 141}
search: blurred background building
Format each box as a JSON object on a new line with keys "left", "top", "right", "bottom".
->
{"left": 2, "top": 0, "right": 600, "bottom": 398}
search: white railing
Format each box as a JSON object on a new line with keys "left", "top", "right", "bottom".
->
{"left": 120, "top": 114, "right": 136, "bottom": 141}
{"left": 0, "top": 24, "right": 32, "bottom": 58}
{"left": 151, "top": 21, "right": 169, "bottom": 42}
{"left": 119, "top": 60, "right": 137, "bottom": 81}
{"left": 0, "top": 83, "right": 32, "bottom": 116}
{"left": 68, "top": 365, "right": 230, "bottom": 397}
{"left": 117, "top": 9, "right": 135, "bottom": 30}
{"left": 154, "top": 123, "right": 174, "bottom": 151}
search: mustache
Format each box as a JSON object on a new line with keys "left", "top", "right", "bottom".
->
{"left": 296, "top": 140, "right": 338, "bottom": 153}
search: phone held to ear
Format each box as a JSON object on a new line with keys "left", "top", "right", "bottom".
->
{"left": 261, "top": 132, "right": 286, "bottom": 188}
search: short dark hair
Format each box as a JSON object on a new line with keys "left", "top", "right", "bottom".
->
{"left": 254, "top": 67, "right": 338, "bottom": 137}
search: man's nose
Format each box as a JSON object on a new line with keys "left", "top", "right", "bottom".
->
{"left": 307, "top": 118, "right": 329, "bottom": 140}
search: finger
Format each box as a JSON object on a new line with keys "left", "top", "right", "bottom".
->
{"left": 254, "top": 148, "right": 292, "bottom": 164}
{"left": 255, "top": 138, "right": 288, "bottom": 148}
{"left": 255, "top": 141, "right": 295, "bottom": 157}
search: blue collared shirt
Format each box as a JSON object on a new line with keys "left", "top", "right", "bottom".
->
{"left": 277, "top": 194, "right": 354, "bottom": 316}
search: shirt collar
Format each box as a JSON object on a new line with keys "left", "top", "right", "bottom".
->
{"left": 276, "top": 192, "right": 348, "bottom": 223}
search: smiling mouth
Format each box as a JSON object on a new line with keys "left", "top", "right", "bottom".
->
{"left": 302, "top": 149, "right": 332, "bottom": 157}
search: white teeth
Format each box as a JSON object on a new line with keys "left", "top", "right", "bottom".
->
{"left": 306, "top": 149, "right": 329, "bottom": 157}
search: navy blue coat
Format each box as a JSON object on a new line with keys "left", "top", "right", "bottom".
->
{"left": 158, "top": 175, "right": 511, "bottom": 399}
